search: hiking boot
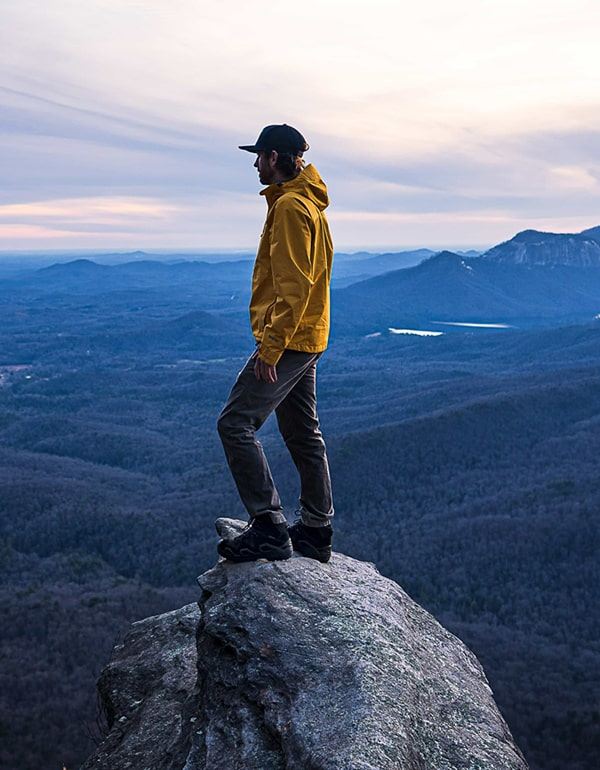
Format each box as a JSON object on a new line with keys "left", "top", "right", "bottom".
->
{"left": 288, "top": 519, "right": 333, "bottom": 563}
{"left": 217, "top": 515, "right": 292, "bottom": 563}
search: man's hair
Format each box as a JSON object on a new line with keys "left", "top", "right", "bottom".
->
{"left": 262, "top": 149, "right": 306, "bottom": 178}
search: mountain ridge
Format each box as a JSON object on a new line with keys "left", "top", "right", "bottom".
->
{"left": 482, "top": 225, "right": 600, "bottom": 266}
{"left": 332, "top": 226, "right": 600, "bottom": 332}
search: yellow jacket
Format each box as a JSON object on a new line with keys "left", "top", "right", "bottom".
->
{"left": 250, "top": 163, "right": 334, "bottom": 366}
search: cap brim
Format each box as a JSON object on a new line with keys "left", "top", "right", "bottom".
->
{"left": 238, "top": 145, "right": 259, "bottom": 152}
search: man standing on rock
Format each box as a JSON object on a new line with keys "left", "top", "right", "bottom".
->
{"left": 216, "top": 123, "right": 335, "bottom": 564}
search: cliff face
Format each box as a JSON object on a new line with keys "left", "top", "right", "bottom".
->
{"left": 81, "top": 519, "right": 529, "bottom": 770}
{"left": 482, "top": 228, "right": 600, "bottom": 267}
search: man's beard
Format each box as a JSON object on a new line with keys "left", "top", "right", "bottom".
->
{"left": 259, "top": 167, "right": 276, "bottom": 185}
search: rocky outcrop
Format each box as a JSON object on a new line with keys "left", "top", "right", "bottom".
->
{"left": 81, "top": 519, "right": 529, "bottom": 770}
{"left": 482, "top": 227, "right": 600, "bottom": 266}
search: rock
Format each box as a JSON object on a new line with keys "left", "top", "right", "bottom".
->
{"left": 81, "top": 520, "right": 529, "bottom": 770}
{"left": 214, "top": 515, "right": 247, "bottom": 541}
{"left": 80, "top": 602, "right": 200, "bottom": 770}
{"left": 482, "top": 228, "right": 600, "bottom": 266}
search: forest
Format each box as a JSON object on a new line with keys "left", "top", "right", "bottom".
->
{"left": 0, "top": 259, "right": 599, "bottom": 770}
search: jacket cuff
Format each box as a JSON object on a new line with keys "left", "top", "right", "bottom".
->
{"left": 258, "top": 345, "right": 283, "bottom": 367}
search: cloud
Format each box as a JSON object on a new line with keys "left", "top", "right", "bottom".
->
{"left": 549, "top": 165, "right": 599, "bottom": 191}
{"left": 1, "top": 0, "right": 599, "bottom": 249}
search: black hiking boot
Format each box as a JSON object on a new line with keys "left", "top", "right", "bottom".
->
{"left": 288, "top": 519, "right": 333, "bottom": 563}
{"left": 217, "top": 515, "right": 293, "bottom": 563}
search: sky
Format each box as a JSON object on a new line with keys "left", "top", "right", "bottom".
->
{"left": 1, "top": 0, "right": 599, "bottom": 253}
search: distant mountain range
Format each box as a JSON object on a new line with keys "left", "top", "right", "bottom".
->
{"left": 332, "top": 225, "right": 600, "bottom": 333}
{"left": 3, "top": 224, "right": 600, "bottom": 335}
{"left": 331, "top": 249, "right": 436, "bottom": 286}
{"left": 0, "top": 257, "right": 255, "bottom": 315}
{"left": 0, "top": 249, "right": 467, "bottom": 290}
{"left": 26, "top": 257, "right": 253, "bottom": 292}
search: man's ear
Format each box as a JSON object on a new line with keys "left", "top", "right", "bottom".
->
{"left": 269, "top": 150, "right": 278, "bottom": 167}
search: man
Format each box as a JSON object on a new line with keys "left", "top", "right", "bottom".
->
{"left": 216, "top": 123, "right": 334, "bottom": 564}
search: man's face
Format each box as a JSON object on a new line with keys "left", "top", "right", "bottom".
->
{"left": 254, "top": 150, "right": 277, "bottom": 185}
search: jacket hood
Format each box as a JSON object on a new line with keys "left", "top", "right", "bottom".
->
{"left": 260, "top": 163, "right": 330, "bottom": 211}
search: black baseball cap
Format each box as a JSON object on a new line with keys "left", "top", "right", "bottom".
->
{"left": 239, "top": 123, "right": 309, "bottom": 154}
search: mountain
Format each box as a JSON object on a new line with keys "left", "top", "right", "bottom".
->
{"left": 581, "top": 225, "right": 600, "bottom": 241}
{"left": 4, "top": 251, "right": 437, "bottom": 296}
{"left": 331, "top": 249, "right": 484, "bottom": 286}
{"left": 481, "top": 226, "right": 600, "bottom": 266}
{"left": 1, "top": 258, "right": 254, "bottom": 295}
{"left": 81, "top": 520, "right": 528, "bottom": 770}
{"left": 332, "top": 248, "right": 435, "bottom": 277}
{"left": 332, "top": 239, "right": 600, "bottom": 334}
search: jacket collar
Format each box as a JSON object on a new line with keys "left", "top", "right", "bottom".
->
{"left": 260, "top": 175, "right": 296, "bottom": 209}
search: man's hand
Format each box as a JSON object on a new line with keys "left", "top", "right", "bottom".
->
{"left": 253, "top": 351, "right": 278, "bottom": 383}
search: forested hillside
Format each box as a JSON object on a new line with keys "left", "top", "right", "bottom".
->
{"left": 1, "top": 250, "right": 599, "bottom": 769}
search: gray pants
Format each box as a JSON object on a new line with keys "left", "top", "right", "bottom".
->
{"left": 217, "top": 347, "right": 334, "bottom": 527}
